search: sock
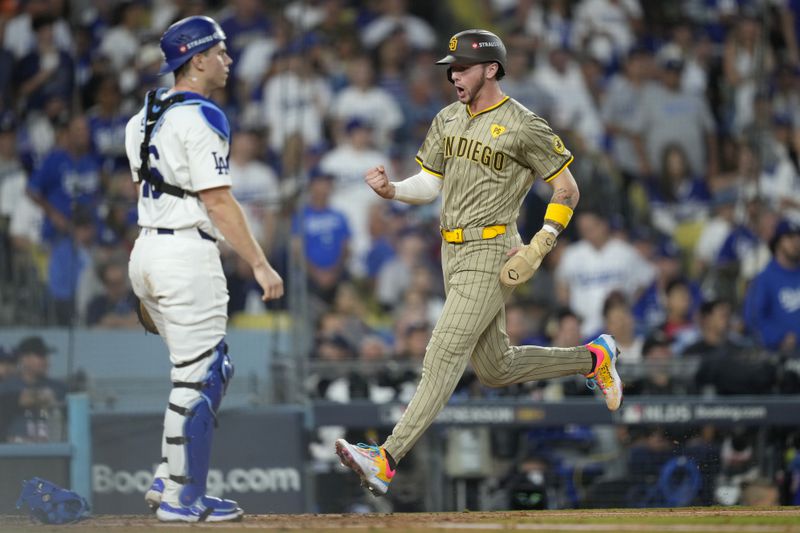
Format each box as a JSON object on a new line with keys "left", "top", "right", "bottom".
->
{"left": 385, "top": 450, "right": 397, "bottom": 471}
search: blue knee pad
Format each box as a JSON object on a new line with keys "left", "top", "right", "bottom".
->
{"left": 169, "top": 338, "right": 234, "bottom": 506}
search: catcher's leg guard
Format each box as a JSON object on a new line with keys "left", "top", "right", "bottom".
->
{"left": 162, "top": 339, "right": 235, "bottom": 508}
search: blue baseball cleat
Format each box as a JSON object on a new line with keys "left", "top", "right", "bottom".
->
{"left": 156, "top": 495, "right": 243, "bottom": 522}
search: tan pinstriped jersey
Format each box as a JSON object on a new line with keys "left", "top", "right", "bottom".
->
{"left": 416, "top": 96, "right": 573, "bottom": 229}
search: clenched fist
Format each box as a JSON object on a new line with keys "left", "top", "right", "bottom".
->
{"left": 500, "top": 228, "right": 557, "bottom": 287}
{"left": 364, "top": 166, "right": 396, "bottom": 199}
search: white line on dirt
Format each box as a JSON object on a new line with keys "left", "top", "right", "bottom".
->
{"left": 433, "top": 524, "right": 789, "bottom": 532}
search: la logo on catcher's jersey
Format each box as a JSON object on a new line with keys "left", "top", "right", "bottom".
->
{"left": 212, "top": 151, "right": 229, "bottom": 175}
{"left": 490, "top": 124, "right": 506, "bottom": 138}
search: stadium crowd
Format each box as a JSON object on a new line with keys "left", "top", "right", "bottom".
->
{"left": 0, "top": 0, "right": 799, "bottom": 510}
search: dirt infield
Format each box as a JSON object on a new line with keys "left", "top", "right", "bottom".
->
{"left": 2, "top": 507, "right": 800, "bottom": 533}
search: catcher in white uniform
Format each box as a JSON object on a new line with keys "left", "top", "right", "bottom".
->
{"left": 125, "top": 16, "right": 283, "bottom": 523}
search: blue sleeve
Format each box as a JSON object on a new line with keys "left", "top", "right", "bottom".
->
{"left": 743, "top": 273, "right": 783, "bottom": 350}
{"left": 28, "top": 154, "right": 54, "bottom": 196}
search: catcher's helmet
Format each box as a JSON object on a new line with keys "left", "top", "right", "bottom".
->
{"left": 436, "top": 29, "right": 506, "bottom": 81}
{"left": 158, "top": 16, "right": 226, "bottom": 75}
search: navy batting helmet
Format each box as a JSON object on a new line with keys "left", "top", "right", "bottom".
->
{"left": 436, "top": 29, "right": 507, "bottom": 81}
{"left": 158, "top": 16, "right": 226, "bottom": 75}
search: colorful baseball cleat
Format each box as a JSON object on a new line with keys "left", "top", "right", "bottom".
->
{"left": 156, "top": 495, "right": 243, "bottom": 523}
{"left": 584, "top": 334, "right": 623, "bottom": 411}
{"left": 335, "top": 439, "right": 395, "bottom": 496}
{"left": 144, "top": 478, "right": 164, "bottom": 512}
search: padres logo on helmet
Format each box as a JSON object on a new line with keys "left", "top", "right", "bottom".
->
{"left": 436, "top": 29, "right": 507, "bottom": 82}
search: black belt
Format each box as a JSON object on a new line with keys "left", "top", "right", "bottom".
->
{"left": 156, "top": 228, "right": 217, "bottom": 243}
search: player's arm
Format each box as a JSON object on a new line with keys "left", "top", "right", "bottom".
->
{"left": 199, "top": 186, "right": 284, "bottom": 301}
{"left": 364, "top": 165, "right": 442, "bottom": 205}
{"left": 500, "top": 169, "right": 579, "bottom": 287}
{"left": 543, "top": 169, "right": 579, "bottom": 234}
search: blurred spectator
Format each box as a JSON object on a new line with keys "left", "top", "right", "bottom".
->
{"left": 86, "top": 75, "right": 131, "bottom": 174}
{"left": 229, "top": 127, "right": 280, "bottom": 252}
{"left": 330, "top": 282, "right": 373, "bottom": 350}
{"left": 3, "top": 0, "right": 73, "bottom": 60}
{"left": 262, "top": 44, "right": 332, "bottom": 154}
{"left": 715, "top": 430, "right": 761, "bottom": 505}
{"left": 669, "top": 19, "right": 714, "bottom": 98}
{"left": 647, "top": 144, "right": 711, "bottom": 240}
{"left": 219, "top": 0, "right": 271, "bottom": 75}
{"left": 331, "top": 55, "right": 404, "bottom": 149}
{"left": 602, "top": 291, "right": 644, "bottom": 363}
{"left": 633, "top": 239, "right": 700, "bottom": 333}
{"left": 693, "top": 187, "right": 738, "bottom": 277}
{"left": 98, "top": 171, "right": 138, "bottom": 249}
{"left": 521, "top": 0, "right": 573, "bottom": 50}
{"left": 572, "top": 0, "right": 643, "bottom": 66}
{"left": 556, "top": 209, "right": 655, "bottom": 336}
{"left": 722, "top": 12, "right": 775, "bottom": 134}
{"left": 601, "top": 46, "right": 651, "bottom": 221}
{"left": 743, "top": 219, "right": 800, "bottom": 353}
{"left": 98, "top": 1, "right": 148, "bottom": 74}
{"left": 360, "top": 0, "right": 436, "bottom": 51}
{"left": 291, "top": 169, "right": 351, "bottom": 305}
{"left": 402, "top": 65, "right": 446, "bottom": 153}
{"left": 715, "top": 199, "right": 777, "bottom": 294}
{"left": 0, "top": 111, "right": 43, "bottom": 251}
{"left": 501, "top": 48, "right": 555, "bottom": 120}
{"left": 376, "top": 230, "right": 429, "bottom": 311}
{"left": 86, "top": 261, "right": 139, "bottom": 328}
{"left": 626, "top": 426, "right": 674, "bottom": 488}
{"left": 47, "top": 207, "right": 96, "bottom": 325}
{"left": 27, "top": 113, "right": 101, "bottom": 244}
{"left": 375, "top": 28, "right": 411, "bottom": 110}
{"left": 626, "top": 331, "right": 675, "bottom": 396}
{"left": 505, "top": 302, "right": 539, "bottom": 347}
{"left": 772, "top": 64, "right": 800, "bottom": 128}
{"left": 321, "top": 118, "right": 387, "bottom": 276}
{"left": 549, "top": 308, "right": 583, "bottom": 348}
{"left": 532, "top": 48, "right": 603, "bottom": 151}
{"left": 654, "top": 278, "right": 699, "bottom": 353}
{"left": 757, "top": 114, "right": 800, "bottom": 222}
{"left": 0, "top": 336, "right": 67, "bottom": 443}
{"left": 683, "top": 299, "right": 745, "bottom": 357}
{"left": 15, "top": 15, "right": 75, "bottom": 113}
{"left": 364, "top": 203, "right": 397, "bottom": 285}
{"left": 637, "top": 45, "right": 718, "bottom": 179}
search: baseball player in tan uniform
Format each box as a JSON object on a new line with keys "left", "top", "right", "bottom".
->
{"left": 335, "top": 29, "right": 623, "bottom": 496}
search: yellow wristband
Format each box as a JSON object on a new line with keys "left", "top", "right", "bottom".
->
{"left": 544, "top": 203, "right": 574, "bottom": 228}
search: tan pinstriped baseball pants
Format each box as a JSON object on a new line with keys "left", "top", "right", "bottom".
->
{"left": 383, "top": 229, "right": 592, "bottom": 462}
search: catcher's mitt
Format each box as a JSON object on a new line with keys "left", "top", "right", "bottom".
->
{"left": 500, "top": 228, "right": 557, "bottom": 287}
{"left": 136, "top": 300, "right": 159, "bottom": 335}
{"left": 16, "top": 477, "right": 90, "bottom": 525}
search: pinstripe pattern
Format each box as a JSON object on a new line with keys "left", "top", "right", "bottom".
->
{"left": 382, "top": 98, "right": 588, "bottom": 462}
